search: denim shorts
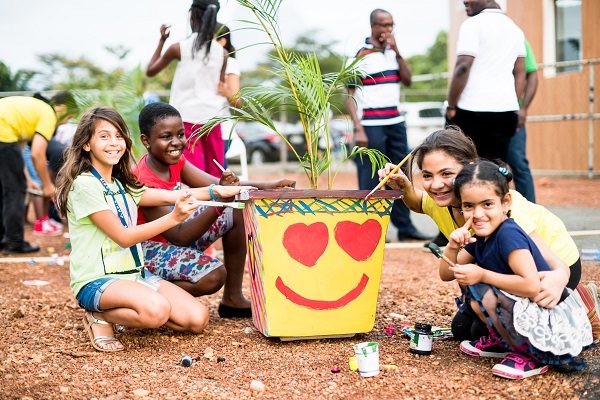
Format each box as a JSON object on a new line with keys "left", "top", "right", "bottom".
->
{"left": 76, "top": 272, "right": 162, "bottom": 312}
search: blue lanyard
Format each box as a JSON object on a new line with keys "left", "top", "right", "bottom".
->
{"left": 90, "top": 167, "right": 144, "bottom": 277}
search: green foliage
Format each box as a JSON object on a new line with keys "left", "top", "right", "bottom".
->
{"left": 71, "top": 67, "right": 147, "bottom": 159}
{"left": 194, "top": 0, "right": 388, "bottom": 189}
{"left": 0, "top": 61, "right": 37, "bottom": 92}
{"left": 404, "top": 31, "right": 448, "bottom": 102}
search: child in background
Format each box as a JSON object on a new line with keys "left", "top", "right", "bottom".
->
{"left": 147, "top": 0, "right": 227, "bottom": 177}
{"left": 133, "top": 102, "right": 295, "bottom": 317}
{"left": 54, "top": 106, "right": 254, "bottom": 352}
{"left": 442, "top": 160, "right": 592, "bottom": 379}
{"left": 378, "top": 127, "right": 600, "bottom": 343}
{"left": 215, "top": 22, "right": 241, "bottom": 167}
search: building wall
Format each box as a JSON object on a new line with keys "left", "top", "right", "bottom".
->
{"left": 448, "top": 0, "right": 600, "bottom": 174}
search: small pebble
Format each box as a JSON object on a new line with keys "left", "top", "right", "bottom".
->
{"left": 331, "top": 367, "right": 341, "bottom": 373}
{"left": 181, "top": 356, "right": 193, "bottom": 367}
{"left": 249, "top": 380, "right": 265, "bottom": 393}
{"left": 217, "top": 357, "right": 225, "bottom": 363}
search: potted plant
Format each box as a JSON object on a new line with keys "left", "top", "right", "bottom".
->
{"left": 196, "top": 0, "right": 403, "bottom": 339}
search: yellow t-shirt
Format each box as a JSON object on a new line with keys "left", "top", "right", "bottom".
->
{"left": 421, "top": 190, "right": 579, "bottom": 266}
{"left": 0, "top": 97, "right": 56, "bottom": 143}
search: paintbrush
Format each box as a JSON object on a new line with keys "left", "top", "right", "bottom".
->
{"left": 194, "top": 200, "right": 245, "bottom": 209}
{"left": 213, "top": 159, "right": 226, "bottom": 173}
{"left": 364, "top": 151, "right": 413, "bottom": 201}
{"left": 425, "top": 242, "right": 458, "bottom": 268}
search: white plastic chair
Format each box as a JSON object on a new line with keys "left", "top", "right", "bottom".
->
{"left": 225, "top": 131, "right": 249, "bottom": 181}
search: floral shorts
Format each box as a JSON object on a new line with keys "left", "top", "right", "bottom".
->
{"left": 142, "top": 205, "right": 234, "bottom": 283}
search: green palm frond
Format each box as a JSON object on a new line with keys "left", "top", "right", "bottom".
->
{"left": 191, "top": 0, "right": 386, "bottom": 189}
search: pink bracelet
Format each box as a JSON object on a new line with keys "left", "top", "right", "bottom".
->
{"left": 214, "top": 206, "right": 224, "bottom": 216}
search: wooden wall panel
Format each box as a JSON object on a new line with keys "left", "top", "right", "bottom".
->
{"left": 447, "top": 0, "right": 600, "bottom": 174}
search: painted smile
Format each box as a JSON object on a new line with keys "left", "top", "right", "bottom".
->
{"left": 275, "top": 274, "right": 369, "bottom": 310}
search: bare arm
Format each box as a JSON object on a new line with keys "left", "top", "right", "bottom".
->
{"left": 345, "top": 87, "right": 367, "bottom": 148}
{"left": 89, "top": 192, "right": 198, "bottom": 248}
{"left": 138, "top": 185, "right": 255, "bottom": 208}
{"left": 529, "top": 232, "right": 570, "bottom": 309}
{"left": 517, "top": 69, "right": 538, "bottom": 129}
{"left": 513, "top": 57, "right": 527, "bottom": 105}
{"left": 446, "top": 55, "right": 474, "bottom": 119}
{"left": 221, "top": 72, "right": 241, "bottom": 108}
{"left": 30, "top": 134, "right": 54, "bottom": 197}
{"left": 142, "top": 204, "right": 221, "bottom": 247}
{"left": 146, "top": 24, "right": 181, "bottom": 77}
{"left": 378, "top": 163, "right": 423, "bottom": 212}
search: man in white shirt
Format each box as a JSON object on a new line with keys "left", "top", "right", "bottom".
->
{"left": 446, "top": 0, "right": 526, "bottom": 162}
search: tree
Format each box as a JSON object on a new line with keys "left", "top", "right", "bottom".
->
{"left": 0, "top": 61, "right": 37, "bottom": 92}
{"left": 404, "top": 31, "right": 448, "bottom": 102}
{"left": 241, "top": 31, "right": 348, "bottom": 120}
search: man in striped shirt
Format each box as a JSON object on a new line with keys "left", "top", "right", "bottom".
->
{"left": 346, "top": 8, "right": 431, "bottom": 242}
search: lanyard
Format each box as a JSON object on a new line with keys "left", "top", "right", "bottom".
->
{"left": 90, "top": 167, "right": 144, "bottom": 277}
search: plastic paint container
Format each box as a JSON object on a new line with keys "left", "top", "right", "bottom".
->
{"left": 409, "top": 323, "right": 433, "bottom": 355}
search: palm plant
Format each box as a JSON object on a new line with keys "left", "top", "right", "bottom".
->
{"left": 194, "top": 0, "right": 388, "bottom": 189}
{"left": 72, "top": 66, "right": 147, "bottom": 159}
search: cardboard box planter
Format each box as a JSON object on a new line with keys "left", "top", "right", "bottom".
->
{"left": 242, "top": 189, "right": 403, "bottom": 339}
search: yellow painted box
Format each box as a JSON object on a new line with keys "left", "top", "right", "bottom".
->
{"left": 242, "top": 189, "right": 402, "bottom": 339}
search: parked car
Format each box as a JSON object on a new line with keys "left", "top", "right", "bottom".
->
{"left": 236, "top": 121, "right": 307, "bottom": 165}
{"left": 399, "top": 102, "right": 445, "bottom": 150}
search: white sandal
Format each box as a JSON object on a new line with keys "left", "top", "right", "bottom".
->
{"left": 83, "top": 311, "right": 124, "bottom": 352}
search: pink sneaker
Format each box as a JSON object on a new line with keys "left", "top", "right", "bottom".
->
{"left": 460, "top": 333, "right": 510, "bottom": 358}
{"left": 47, "top": 218, "right": 64, "bottom": 231}
{"left": 492, "top": 352, "right": 549, "bottom": 379}
{"left": 33, "top": 216, "right": 63, "bottom": 236}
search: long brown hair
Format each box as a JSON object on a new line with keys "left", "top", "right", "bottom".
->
{"left": 55, "top": 107, "right": 142, "bottom": 217}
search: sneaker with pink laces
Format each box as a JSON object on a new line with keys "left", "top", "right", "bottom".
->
{"left": 33, "top": 216, "right": 63, "bottom": 236}
{"left": 460, "top": 333, "right": 510, "bottom": 358}
{"left": 492, "top": 352, "right": 549, "bottom": 379}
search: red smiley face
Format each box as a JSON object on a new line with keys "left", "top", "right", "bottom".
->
{"left": 277, "top": 220, "right": 382, "bottom": 310}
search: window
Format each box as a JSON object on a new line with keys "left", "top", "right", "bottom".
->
{"left": 555, "top": 0, "right": 582, "bottom": 72}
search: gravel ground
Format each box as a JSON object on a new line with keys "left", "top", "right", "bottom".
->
{"left": 0, "top": 173, "right": 598, "bottom": 399}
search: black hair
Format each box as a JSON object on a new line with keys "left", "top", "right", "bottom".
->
{"left": 139, "top": 102, "right": 181, "bottom": 137}
{"left": 32, "top": 91, "right": 78, "bottom": 115}
{"left": 453, "top": 159, "right": 514, "bottom": 216}
{"left": 190, "top": 0, "right": 220, "bottom": 60}
{"left": 370, "top": 8, "right": 390, "bottom": 25}
{"left": 50, "top": 91, "right": 78, "bottom": 115}
{"left": 215, "top": 22, "right": 235, "bottom": 58}
{"left": 407, "top": 126, "right": 478, "bottom": 182}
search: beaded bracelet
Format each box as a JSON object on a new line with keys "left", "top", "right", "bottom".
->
{"left": 208, "top": 184, "right": 218, "bottom": 201}
{"left": 214, "top": 206, "right": 224, "bottom": 216}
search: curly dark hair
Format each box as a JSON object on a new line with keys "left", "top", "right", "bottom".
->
{"left": 139, "top": 102, "right": 181, "bottom": 137}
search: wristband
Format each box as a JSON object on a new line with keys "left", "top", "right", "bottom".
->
{"left": 208, "top": 184, "right": 218, "bottom": 201}
{"left": 446, "top": 105, "right": 456, "bottom": 111}
{"left": 214, "top": 206, "right": 224, "bottom": 216}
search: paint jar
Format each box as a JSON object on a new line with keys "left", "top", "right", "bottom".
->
{"left": 409, "top": 323, "right": 433, "bottom": 355}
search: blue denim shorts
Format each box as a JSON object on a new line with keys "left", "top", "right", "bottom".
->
{"left": 76, "top": 272, "right": 161, "bottom": 312}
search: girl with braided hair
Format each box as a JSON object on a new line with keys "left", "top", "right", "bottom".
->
{"left": 147, "top": 0, "right": 227, "bottom": 178}
{"left": 442, "top": 160, "right": 592, "bottom": 379}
